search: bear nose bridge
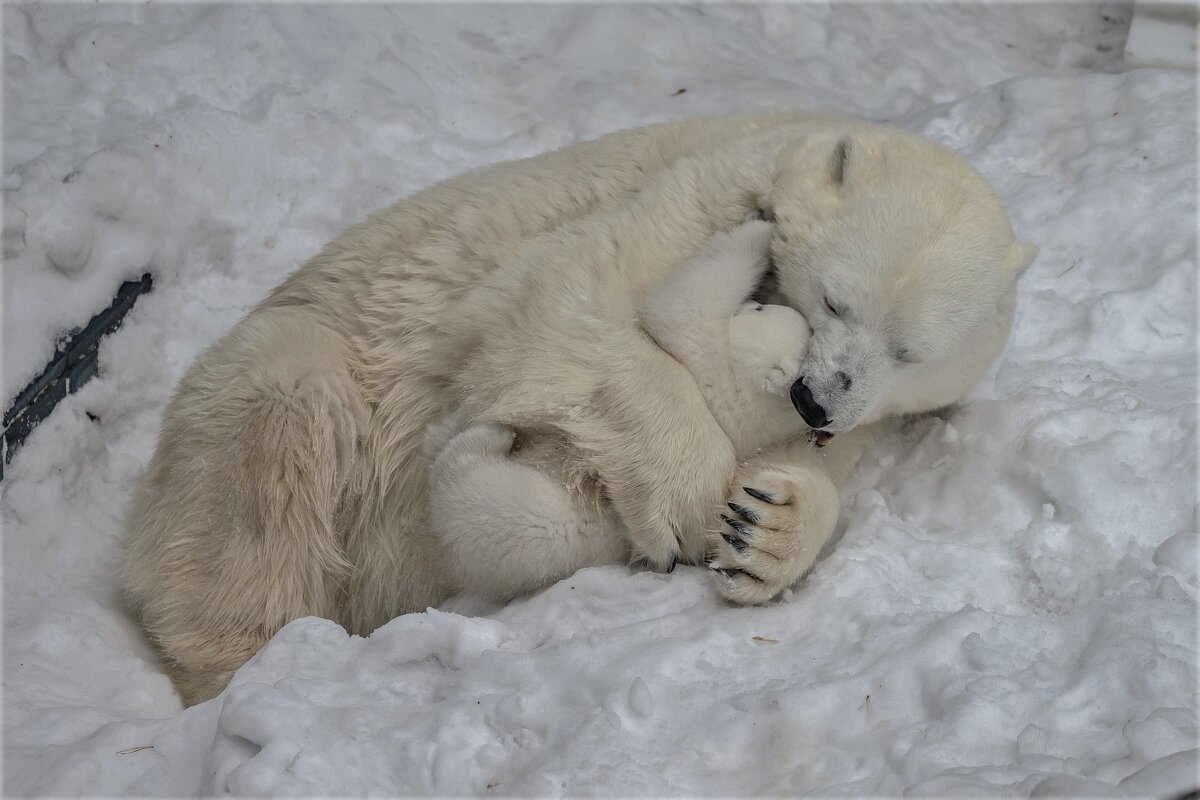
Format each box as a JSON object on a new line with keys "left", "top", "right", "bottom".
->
{"left": 805, "top": 326, "right": 863, "bottom": 399}
{"left": 824, "top": 343, "right": 857, "bottom": 395}
{"left": 832, "top": 326, "right": 880, "bottom": 392}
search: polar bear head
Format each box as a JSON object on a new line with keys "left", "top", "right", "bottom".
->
{"left": 758, "top": 126, "right": 1036, "bottom": 435}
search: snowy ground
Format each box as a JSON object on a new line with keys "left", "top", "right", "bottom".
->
{"left": 3, "top": 3, "right": 1196, "bottom": 797}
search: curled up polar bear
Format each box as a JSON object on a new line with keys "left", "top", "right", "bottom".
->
{"left": 123, "top": 114, "right": 1036, "bottom": 704}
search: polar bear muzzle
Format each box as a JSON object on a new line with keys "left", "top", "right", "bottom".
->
{"left": 790, "top": 376, "right": 830, "bottom": 429}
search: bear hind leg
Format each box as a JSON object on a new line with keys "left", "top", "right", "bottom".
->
{"left": 125, "top": 312, "right": 367, "bottom": 704}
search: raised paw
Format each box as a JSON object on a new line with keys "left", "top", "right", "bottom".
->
{"left": 708, "top": 465, "right": 839, "bottom": 605}
{"left": 729, "top": 304, "right": 811, "bottom": 397}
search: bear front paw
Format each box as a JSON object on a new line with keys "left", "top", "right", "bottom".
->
{"left": 729, "top": 304, "right": 810, "bottom": 397}
{"left": 708, "top": 465, "right": 839, "bottom": 605}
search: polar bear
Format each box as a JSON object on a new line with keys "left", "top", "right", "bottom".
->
{"left": 123, "top": 113, "right": 1035, "bottom": 704}
{"left": 424, "top": 219, "right": 813, "bottom": 602}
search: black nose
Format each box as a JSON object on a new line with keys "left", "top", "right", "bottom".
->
{"left": 790, "top": 378, "right": 830, "bottom": 429}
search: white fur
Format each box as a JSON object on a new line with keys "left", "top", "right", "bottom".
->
{"left": 426, "top": 418, "right": 627, "bottom": 602}
{"left": 122, "top": 113, "right": 1034, "bottom": 704}
{"left": 426, "top": 220, "right": 813, "bottom": 596}
{"left": 639, "top": 220, "right": 811, "bottom": 455}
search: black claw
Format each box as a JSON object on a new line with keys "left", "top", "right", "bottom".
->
{"left": 721, "top": 530, "right": 748, "bottom": 555}
{"left": 721, "top": 514, "right": 755, "bottom": 540}
{"left": 727, "top": 502, "right": 760, "bottom": 524}
{"left": 743, "top": 486, "right": 776, "bottom": 504}
{"left": 710, "top": 566, "right": 741, "bottom": 579}
{"left": 666, "top": 554, "right": 678, "bottom": 573}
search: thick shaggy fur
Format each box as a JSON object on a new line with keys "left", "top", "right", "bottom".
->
{"left": 639, "top": 220, "right": 812, "bottom": 456}
{"left": 123, "top": 113, "right": 1034, "bottom": 704}
{"left": 424, "top": 220, "right": 812, "bottom": 602}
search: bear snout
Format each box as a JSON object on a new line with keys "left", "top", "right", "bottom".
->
{"left": 790, "top": 377, "right": 830, "bottom": 429}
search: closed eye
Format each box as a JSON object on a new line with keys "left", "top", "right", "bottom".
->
{"left": 824, "top": 296, "right": 841, "bottom": 317}
{"left": 893, "top": 347, "right": 919, "bottom": 364}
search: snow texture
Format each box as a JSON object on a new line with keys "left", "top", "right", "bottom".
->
{"left": 3, "top": 3, "right": 1196, "bottom": 797}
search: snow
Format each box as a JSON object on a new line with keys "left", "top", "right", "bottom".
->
{"left": 3, "top": 3, "right": 1196, "bottom": 796}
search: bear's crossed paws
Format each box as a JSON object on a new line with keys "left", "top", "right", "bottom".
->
{"left": 429, "top": 421, "right": 839, "bottom": 602}
{"left": 708, "top": 464, "right": 840, "bottom": 605}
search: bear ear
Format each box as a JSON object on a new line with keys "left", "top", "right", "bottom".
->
{"left": 831, "top": 137, "right": 850, "bottom": 186}
{"left": 1006, "top": 242, "right": 1038, "bottom": 278}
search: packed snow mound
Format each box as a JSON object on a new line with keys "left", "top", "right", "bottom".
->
{"left": 3, "top": 4, "right": 1195, "bottom": 797}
